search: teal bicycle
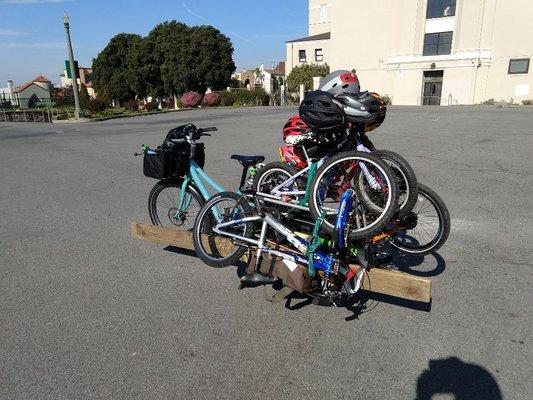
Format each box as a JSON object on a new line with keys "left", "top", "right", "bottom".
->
{"left": 138, "top": 123, "right": 264, "bottom": 230}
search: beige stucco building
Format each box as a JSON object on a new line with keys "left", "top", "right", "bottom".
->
{"left": 286, "top": 0, "right": 331, "bottom": 76}
{"left": 289, "top": 0, "right": 533, "bottom": 105}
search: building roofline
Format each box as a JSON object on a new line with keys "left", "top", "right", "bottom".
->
{"left": 286, "top": 32, "right": 330, "bottom": 43}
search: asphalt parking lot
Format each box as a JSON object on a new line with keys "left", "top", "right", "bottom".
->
{"left": 1, "top": 106, "right": 531, "bottom": 399}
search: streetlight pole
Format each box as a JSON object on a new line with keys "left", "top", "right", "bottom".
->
{"left": 62, "top": 13, "right": 82, "bottom": 119}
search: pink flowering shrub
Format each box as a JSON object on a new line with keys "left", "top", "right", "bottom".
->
{"left": 202, "top": 92, "right": 221, "bottom": 107}
{"left": 181, "top": 92, "right": 203, "bottom": 108}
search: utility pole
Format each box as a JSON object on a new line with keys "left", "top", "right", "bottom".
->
{"left": 62, "top": 13, "right": 82, "bottom": 119}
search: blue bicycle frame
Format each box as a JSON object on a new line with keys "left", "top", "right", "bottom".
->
{"left": 173, "top": 159, "right": 226, "bottom": 220}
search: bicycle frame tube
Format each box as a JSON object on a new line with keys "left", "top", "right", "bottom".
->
{"left": 188, "top": 159, "right": 225, "bottom": 200}
{"left": 212, "top": 211, "right": 335, "bottom": 274}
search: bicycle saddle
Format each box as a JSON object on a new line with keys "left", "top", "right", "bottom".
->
{"left": 239, "top": 271, "right": 279, "bottom": 289}
{"left": 231, "top": 154, "right": 265, "bottom": 167}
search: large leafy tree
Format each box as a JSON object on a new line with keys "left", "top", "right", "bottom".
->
{"left": 93, "top": 21, "right": 236, "bottom": 100}
{"left": 286, "top": 64, "right": 330, "bottom": 93}
{"left": 92, "top": 33, "right": 142, "bottom": 102}
{"left": 185, "top": 25, "right": 235, "bottom": 92}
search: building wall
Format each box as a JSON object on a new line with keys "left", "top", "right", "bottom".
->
{"left": 328, "top": 0, "right": 533, "bottom": 105}
{"left": 309, "top": 0, "right": 331, "bottom": 36}
{"left": 286, "top": 40, "right": 330, "bottom": 77}
{"left": 15, "top": 85, "right": 51, "bottom": 109}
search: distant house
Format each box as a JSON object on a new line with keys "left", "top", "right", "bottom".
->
{"left": 0, "top": 75, "right": 52, "bottom": 109}
{"left": 60, "top": 66, "right": 95, "bottom": 98}
{"left": 233, "top": 62, "right": 286, "bottom": 94}
{"left": 262, "top": 62, "right": 285, "bottom": 93}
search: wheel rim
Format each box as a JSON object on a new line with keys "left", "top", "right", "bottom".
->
{"left": 196, "top": 196, "right": 250, "bottom": 263}
{"left": 313, "top": 156, "right": 394, "bottom": 233}
{"left": 257, "top": 168, "right": 295, "bottom": 193}
{"left": 153, "top": 185, "right": 201, "bottom": 230}
{"left": 391, "top": 190, "right": 443, "bottom": 252}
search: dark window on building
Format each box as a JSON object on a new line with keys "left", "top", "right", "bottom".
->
{"left": 423, "top": 32, "right": 453, "bottom": 56}
{"left": 508, "top": 58, "right": 530, "bottom": 74}
{"left": 427, "top": 0, "right": 456, "bottom": 18}
{"left": 315, "top": 48, "right": 323, "bottom": 62}
{"left": 299, "top": 50, "right": 307, "bottom": 63}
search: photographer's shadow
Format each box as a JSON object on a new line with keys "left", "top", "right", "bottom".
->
{"left": 415, "top": 357, "right": 502, "bottom": 400}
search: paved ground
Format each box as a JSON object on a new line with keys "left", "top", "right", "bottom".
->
{"left": 1, "top": 106, "right": 531, "bottom": 399}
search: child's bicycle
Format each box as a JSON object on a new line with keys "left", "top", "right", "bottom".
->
{"left": 136, "top": 123, "right": 265, "bottom": 230}
{"left": 192, "top": 188, "right": 372, "bottom": 306}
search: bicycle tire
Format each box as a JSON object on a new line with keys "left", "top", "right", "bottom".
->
{"left": 193, "top": 191, "right": 254, "bottom": 268}
{"left": 253, "top": 162, "right": 305, "bottom": 196}
{"left": 361, "top": 150, "right": 418, "bottom": 218}
{"left": 309, "top": 151, "right": 398, "bottom": 240}
{"left": 390, "top": 183, "right": 450, "bottom": 255}
{"left": 148, "top": 178, "right": 204, "bottom": 230}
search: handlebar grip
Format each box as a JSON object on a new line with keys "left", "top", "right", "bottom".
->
{"left": 200, "top": 127, "right": 217, "bottom": 132}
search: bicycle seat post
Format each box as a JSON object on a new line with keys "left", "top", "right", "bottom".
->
{"left": 238, "top": 166, "right": 248, "bottom": 191}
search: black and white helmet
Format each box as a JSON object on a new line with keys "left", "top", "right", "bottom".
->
{"left": 318, "top": 70, "right": 360, "bottom": 96}
{"left": 337, "top": 92, "right": 387, "bottom": 132}
{"left": 299, "top": 90, "right": 346, "bottom": 133}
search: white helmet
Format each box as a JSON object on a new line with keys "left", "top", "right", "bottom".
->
{"left": 319, "top": 70, "right": 360, "bottom": 96}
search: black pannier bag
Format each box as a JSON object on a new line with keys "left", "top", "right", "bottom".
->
{"left": 143, "top": 143, "right": 206, "bottom": 180}
{"left": 143, "top": 148, "right": 176, "bottom": 179}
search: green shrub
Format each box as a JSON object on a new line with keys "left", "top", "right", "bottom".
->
{"left": 86, "top": 98, "right": 107, "bottom": 113}
{"left": 521, "top": 99, "right": 533, "bottom": 106}
{"left": 144, "top": 101, "right": 159, "bottom": 111}
{"left": 233, "top": 89, "right": 269, "bottom": 106}
{"left": 286, "top": 64, "right": 330, "bottom": 93}
{"left": 481, "top": 98, "right": 495, "bottom": 105}
{"left": 219, "top": 91, "right": 236, "bottom": 106}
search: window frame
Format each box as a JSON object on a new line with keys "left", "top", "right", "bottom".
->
{"left": 423, "top": 31, "right": 453, "bottom": 56}
{"left": 426, "top": 0, "right": 456, "bottom": 19}
{"left": 298, "top": 49, "right": 307, "bottom": 63}
{"left": 508, "top": 58, "right": 530, "bottom": 75}
{"left": 315, "top": 48, "right": 324, "bottom": 62}
{"left": 320, "top": 4, "right": 328, "bottom": 23}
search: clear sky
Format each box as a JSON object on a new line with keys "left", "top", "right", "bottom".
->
{"left": 0, "top": 0, "right": 308, "bottom": 86}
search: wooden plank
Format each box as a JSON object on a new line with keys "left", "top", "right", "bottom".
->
{"left": 131, "top": 221, "right": 195, "bottom": 250}
{"left": 130, "top": 221, "right": 431, "bottom": 303}
{"left": 362, "top": 267, "right": 431, "bottom": 303}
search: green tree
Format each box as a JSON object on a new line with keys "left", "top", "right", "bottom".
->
{"left": 286, "top": 64, "right": 330, "bottom": 93}
{"left": 79, "top": 83, "right": 90, "bottom": 109}
{"left": 154, "top": 23, "right": 235, "bottom": 94}
{"left": 92, "top": 33, "right": 142, "bottom": 103}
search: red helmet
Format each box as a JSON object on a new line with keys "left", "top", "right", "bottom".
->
{"left": 283, "top": 115, "right": 310, "bottom": 145}
{"left": 279, "top": 145, "right": 307, "bottom": 169}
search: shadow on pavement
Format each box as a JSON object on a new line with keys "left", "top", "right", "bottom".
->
{"left": 379, "top": 243, "right": 447, "bottom": 277}
{"left": 415, "top": 357, "right": 503, "bottom": 400}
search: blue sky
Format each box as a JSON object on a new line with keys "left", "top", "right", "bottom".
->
{"left": 0, "top": 0, "right": 308, "bottom": 86}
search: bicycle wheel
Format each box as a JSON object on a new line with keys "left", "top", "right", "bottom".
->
{"left": 359, "top": 150, "right": 418, "bottom": 218}
{"left": 148, "top": 178, "right": 204, "bottom": 230}
{"left": 193, "top": 191, "right": 255, "bottom": 268}
{"left": 390, "top": 183, "right": 450, "bottom": 255}
{"left": 309, "top": 151, "right": 398, "bottom": 240}
{"left": 253, "top": 162, "right": 305, "bottom": 199}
